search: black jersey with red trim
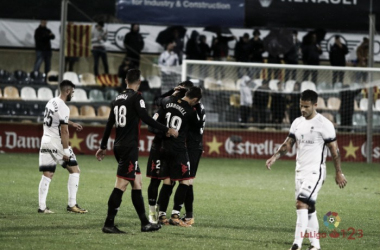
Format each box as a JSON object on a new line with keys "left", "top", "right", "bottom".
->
{"left": 186, "top": 102, "right": 206, "bottom": 151}
{"left": 159, "top": 97, "right": 200, "bottom": 152}
{"left": 100, "top": 89, "right": 168, "bottom": 149}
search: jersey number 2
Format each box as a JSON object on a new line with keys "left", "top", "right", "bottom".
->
{"left": 114, "top": 105, "right": 127, "bottom": 127}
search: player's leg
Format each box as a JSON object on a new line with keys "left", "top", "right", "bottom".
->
{"left": 157, "top": 178, "right": 173, "bottom": 225}
{"left": 38, "top": 142, "right": 57, "bottom": 214}
{"left": 291, "top": 173, "right": 323, "bottom": 250}
{"left": 62, "top": 148, "right": 87, "bottom": 213}
{"left": 146, "top": 147, "right": 162, "bottom": 223}
{"left": 131, "top": 174, "right": 161, "bottom": 232}
{"left": 102, "top": 177, "right": 129, "bottom": 234}
{"left": 169, "top": 152, "right": 191, "bottom": 227}
{"left": 183, "top": 149, "right": 202, "bottom": 225}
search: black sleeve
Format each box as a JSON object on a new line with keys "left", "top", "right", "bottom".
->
{"left": 194, "top": 103, "right": 206, "bottom": 130}
{"left": 100, "top": 102, "right": 116, "bottom": 149}
{"left": 148, "top": 108, "right": 165, "bottom": 136}
{"left": 154, "top": 89, "right": 175, "bottom": 107}
{"left": 136, "top": 94, "right": 169, "bottom": 133}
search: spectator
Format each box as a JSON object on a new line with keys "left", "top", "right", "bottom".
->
{"left": 91, "top": 21, "right": 109, "bottom": 76}
{"left": 211, "top": 31, "right": 236, "bottom": 80}
{"left": 329, "top": 35, "right": 349, "bottom": 84}
{"left": 159, "top": 41, "right": 180, "bottom": 93}
{"left": 239, "top": 76, "right": 253, "bottom": 128}
{"left": 267, "top": 53, "right": 281, "bottom": 80}
{"left": 185, "top": 30, "right": 201, "bottom": 77}
{"left": 123, "top": 24, "right": 144, "bottom": 69}
{"left": 270, "top": 82, "right": 286, "bottom": 127}
{"left": 356, "top": 37, "right": 369, "bottom": 83}
{"left": 301, "top": 32, "right": 322, "bottom": 83}
{"left": 249, "top": 29, "right": 264, "bottom": 79}
{"left": 198, "top": 35, "right": 211, "bottom": 60}
{"left": 284, "top": 30, "right": 301, "bottom": 81}
{"left": 173, "top": 28, "right": 185, "bottom": 65}
{"left": 235, "top": 33, "right": 251, "bottom": 78}
{"left": 254, "top": 79, "right": 270, "bottom": 128}
{"left": 287, "top": 81, "right": 301, "bottom": 124}
{"left": 340, "top": 83, "right": 361, "bottom": 132}
{"left": 33, "top": 20, "right": 55, "bottom": 75}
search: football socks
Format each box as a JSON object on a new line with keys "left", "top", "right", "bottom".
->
{"left": 157, "top": 184, "right": 173, "bottom": 215}
{"left": 294, "top": 209, "right": 308, "bottom": 248}
{"left": 307, "top": 211, "right": 320, "bottom": 249}
{"left": 147, "top": 178, "right": 161, "bottom": 206}
{"left": 173, "top": 184, "right": 189, "bottom": 212}
{"left": 105, "top": 188, "right": 123, "bottom": 227}
{"left": 67, "top": 173, "right": 79, "bottom": 207}
{"left": 38, "top": 175, "right": 51, "bottom": 211}
{"left": 184, "top": 185, "right": 194, "bottom": 218}
{"left": 131, "top": 189, "right": 149, "bottom": 226}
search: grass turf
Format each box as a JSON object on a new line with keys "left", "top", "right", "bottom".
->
{"left": 0, "top": 153, "right": 379, "bottom": 250}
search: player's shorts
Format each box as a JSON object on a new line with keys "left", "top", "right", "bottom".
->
{"left": 295, "top": 167, "right": 326, "bottom": 206}
{"left": 114, "top": 146, "right": 141, "bottom": 180}
{"left": 161, "top": 150, "right": 190, "bottom": 181}
{"left": 188, "top": 149, "right": 203, "bottom": 178}
{"left": 146, "top": 145, "right": 162, "bottom": 179}
{"left": 39, "top": 136, "right": 78, "bottom": 172}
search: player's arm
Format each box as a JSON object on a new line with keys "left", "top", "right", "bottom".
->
{"left": 60, "top": 124, "right": 70, "bottom": 162}
{"left": 148, "top": 108, "right": 165, "bottom": 136}
{"left": 96, "top": 103, "right": 116, "bottom": 161}
{"left": 265, "top": 136, "right": 295, "bottom": 170}
{"left": 69, "top": 120, "right": 83, "bottom": 131}
{"left": 326, "top": 140, "right": 347, "bottom": 189}
{"left": 136, "top": 95, "right": 178, "bottom": 138}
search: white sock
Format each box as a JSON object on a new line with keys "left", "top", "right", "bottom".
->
{"left": 307, "top": 211, "right": 320, "bottom": 249}
{"left": 149, "top": 205, "right": 157, "bottom": 213}
{"left": 171, "top": 210, "right": 180, "bottom": 216}
{"left": 158, "top": 211, "right": 166, "bottom": 217}
{"left": 67, "top": 173, "right": 80, "bottom": 207}
{"left": 38, "top": 175, "right": 51, "bottom": 210}
{"left": 294, "top": 209, "right": 308, "bottom": 247}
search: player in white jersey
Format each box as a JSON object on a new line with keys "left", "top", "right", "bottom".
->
{"left": 38, "top": 80, "right": 87, "bottom": 214}
{"left": 266, "top": 90, "right": 347, "bottom": 250}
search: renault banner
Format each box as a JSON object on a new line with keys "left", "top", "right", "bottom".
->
{"left": 246, "top": 0, "right": 380, "bottom": 31}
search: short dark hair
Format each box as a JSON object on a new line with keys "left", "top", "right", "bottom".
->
{"left": 97, "top": 21, "right": 104, "bottom": 27}
{"left": 178, "top": 80, "right": 194, "bottom": 88}
{"left": 253, "top": 29, "right": 261, "bottom": 36}
{"left": 301, "top": 90, "right": 318, "bottom": 104}
{"left": 243, "top": 33, "right": 249, "bottom": 39}
{"left": 335, "top": 35, "right": 340, "bottom": 39}
{"left": 59, "top": 80, "right": 75, "bottom": 91}
{"left": 126, "top": 69, "right": 141, "bottom": 84}
{"left": 185, "top": 86, "right": 202, "bottom": 100}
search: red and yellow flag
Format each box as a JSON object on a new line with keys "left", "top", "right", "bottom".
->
{"left": 65, "top": 24, "right": 91, "bottom": 57}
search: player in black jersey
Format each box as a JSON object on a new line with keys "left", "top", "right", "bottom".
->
{"left": 95, "top": 69, "right": 178, "bottom": 234}
{"left": 146, "top": 81, "right": 194, "bottom": 223}
{"left": 181, "top": 101, "right": 206, "bottom": 226}
{"left": 155, "top": 86, "right": 203, "bottom": 227}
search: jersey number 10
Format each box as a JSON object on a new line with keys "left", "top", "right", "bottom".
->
{"left": 165, "top": 112, "right": 182, "bottom": 130}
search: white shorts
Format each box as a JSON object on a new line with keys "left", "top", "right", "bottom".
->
{"left": 39, "top": 136, "right": 78, "bottom": 172}
{"left": 295, "top": 168, "right": 326, "bottom": 206}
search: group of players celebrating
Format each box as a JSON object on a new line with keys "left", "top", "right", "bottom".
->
{"left": 96, "top": 69, "right": 205, "bottom": 233}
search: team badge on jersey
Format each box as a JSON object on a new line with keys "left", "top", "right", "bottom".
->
{"left": 153, "top": 113, "right": 159, "bottom": 120}
{"left": 140, "top": 99, "right": 146, "bottom": 108}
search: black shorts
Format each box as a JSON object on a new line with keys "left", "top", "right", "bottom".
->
{"left": 161, "top": 150, "right": 190, "bottom": 181}
{"left": 113, "top": 146, "right": 141, "bottom": 180}
{"left": 188, "top": 149, "right": 203, "bottom": 178}
{"left": 146, "top": 146, "right": 163, "bottom": 179}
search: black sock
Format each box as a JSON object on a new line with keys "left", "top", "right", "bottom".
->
{"left": 173, "top": 184, "right": 189, "bottom": 212}
{"left": 147, "top": 179, "right": 161, "bottom": 206}
{"left": 184, "top": 185, "right": 194, "bottom": 218}
{"left": 157, "top": 184, "right": 173, "bottom": 215}
{"left": 105, "top": 188, "right": 124, "bottom": 227}
{"left": 131, "top": 189, "right": 149, "bottom": 226}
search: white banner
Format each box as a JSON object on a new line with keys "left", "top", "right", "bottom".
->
{"left": 0, "top": 18, "right": 379, "bottom": 62}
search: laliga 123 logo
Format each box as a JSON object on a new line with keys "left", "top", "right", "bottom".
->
{"left": 323, "top": 211, "right": 341, "bottom": 229}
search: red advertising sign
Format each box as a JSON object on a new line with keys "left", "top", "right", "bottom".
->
{"left": 0, "top": 123, "right": 378, "bottom": 162}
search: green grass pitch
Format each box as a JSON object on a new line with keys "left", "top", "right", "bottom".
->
{"left": 0, "top": 153, "right": 379, "bottom": 250}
